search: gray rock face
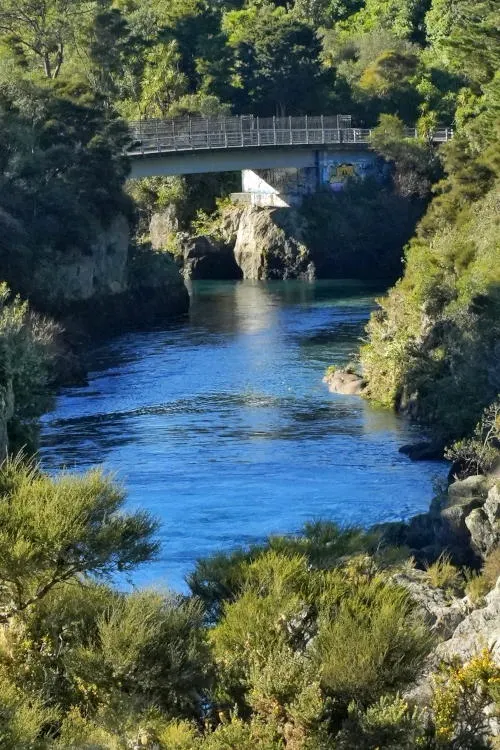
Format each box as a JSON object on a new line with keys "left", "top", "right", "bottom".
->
{"left": 180, "top": 235, "right": 241, "bottom": 280}
{"left": 436, "top": 576, "right": 500, "bottom": 664}
{"left": 150, "top": 206, "right": 180, "bottom": 250}
{"left": 447, "top": 475, "right": 489, "bottom": 502}
{"left": 322, "top": 368, "right": 365, "bottom": 396}
{"left": 431, "top": 476, "right": 497, "bottom": 563}
{"left": 465, "top": 482, "right": 500, "bottom": 558}
{"left": 393, "top": 569, "right": 469, "bottom": 639}
{"left": 233, "top": 206, "right": 314, "bottom": 280}
{"left": 35, "top": 214, "right": 130, "bottom": 305}
{"left": 29, "top": 213, "right": 189, "bottom": 328}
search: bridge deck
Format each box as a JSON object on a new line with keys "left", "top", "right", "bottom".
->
{"left": 127, "top": 115, "right": 453, "bottom": 157}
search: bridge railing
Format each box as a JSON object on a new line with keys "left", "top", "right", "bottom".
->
{"left": 127, "top": 115, "right": 453, "bottom": 156}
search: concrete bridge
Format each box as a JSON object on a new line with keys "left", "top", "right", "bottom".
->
{"left": 127, "top": 115, "right": 453, "bottom": 205}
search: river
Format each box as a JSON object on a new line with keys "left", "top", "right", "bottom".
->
{"left": 40, "top": 280, "right": 447, "bottom": 591}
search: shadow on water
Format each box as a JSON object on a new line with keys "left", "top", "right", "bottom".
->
{"left": 40, "top": 280, "right": 448, "bottom": 591}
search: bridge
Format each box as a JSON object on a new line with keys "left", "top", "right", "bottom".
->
{"left": 127, "top": 114, "right": 453, "bottom": 179}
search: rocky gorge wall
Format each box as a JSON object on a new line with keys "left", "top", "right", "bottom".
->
{"left": 26, "top": 213, "right": 189, "bottom": 333}
{"left": 150, "top": 186, "right": 423, "bottom": 283}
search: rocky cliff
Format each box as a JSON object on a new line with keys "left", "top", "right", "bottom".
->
{"left": 233, "top": 206, "right": 314, "bottom": 280}
{"left": 26, "top": 214, "right": 189, "bottom": 332}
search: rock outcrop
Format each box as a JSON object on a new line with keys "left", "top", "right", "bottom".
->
{"left": 178, "top": 234, "right": 241, "bottom": 280}
{"left": 377, "top": 476, "right": 500, "bottom": 566}
{"left": 322, "top": 367, "right": 365, "bottom": 396}
{"left": 149, "top": 206, "right": 180, "bottom": 250}
{"left": 28, "top": 215, "right": 189, "bottom": 331}
{"left": 393, "top": 569, "right": 469, "bottom": 639}
{"left": 436, "top": 576, "right": 500, "bottom": 664}
{"left": 233, "top": 206, "right": 315, "bottom": 280}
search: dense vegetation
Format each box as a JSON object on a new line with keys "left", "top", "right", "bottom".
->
{"left": 360, "top": 1, "right": 499, "bottom": 440}
{"left": 0, "top": 0, "right": 499, "bottom": 746}
{"left": 0, "top": 0, "right": 494, "bottom": 292}
{"left": 0, "top": 455, "right": 497, "bottom": 749}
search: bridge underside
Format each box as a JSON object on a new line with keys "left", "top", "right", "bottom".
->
{"left": 128, "top": 144, "right": 369, "bottom": 178}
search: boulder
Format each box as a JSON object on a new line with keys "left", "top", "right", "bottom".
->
{"left": 465, "top": 508, "right": 498, "bottom": 558}
{"left": 484, "top": 482, "right": 500, "bottom": 527}
{"left": 233, "top": 206, "right": 314, "bottom": 280}
{"left": 322, "top": 368, "right": 365, "bottom": 396}
{"left": 464, "top": 482, "right": 500, "bottom": 558}
{"left": 447, "top": 474, "right": 489, "bottom": 503}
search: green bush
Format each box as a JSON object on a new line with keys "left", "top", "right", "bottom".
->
{"left": 425, "top": 554, "right": 463, "bottom": 596}
{"left": 315, "top": 576, "right": 432, "bottom": 706}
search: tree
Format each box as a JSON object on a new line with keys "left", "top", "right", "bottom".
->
{"left": 0, "top": 457, "right": 159, "bottom": 623}
{"left": 370, "top": 114, "right": 440, "bottom": 197}
{"left": 223, "top": 4, "right": 327, "bottom": 115}
{"left": 0, "top": 0, "right": 97, "bottom": 79}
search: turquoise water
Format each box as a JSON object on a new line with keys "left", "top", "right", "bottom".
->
{"left": 40, "top": 280, "right": 447, "bottom": 591}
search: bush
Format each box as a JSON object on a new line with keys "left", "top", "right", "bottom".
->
{"left": 0, "top": 456, "right": 159, "bottom": 624}
{"left": 445, "top": 399, "right": 500, "bottom": 478}
{"left": 0, "top": 284, "right": 58, "bottom": 453}
{"left": 336, "top": 693, "right": 427, "bottom": 749}
{"left": 464, "top": 571, "right": 491, "bottom": 606}
{"left": 315, "top": 576, "right": 432, "bottom": 706}
{"left": 425, "top": 554, "right": 463, "bottom": 595}
{"left": 431, "top": 650, "right": 500, "bottom": 748}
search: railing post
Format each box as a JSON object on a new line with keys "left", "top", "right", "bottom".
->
{"left": 273, "top": 115, "right": 276, "bottom": 145}
{"left": 289, "top": 115, "right": 292, "bottom": 145}
{"left": 321, "top": 115, "right": 325, "bottom": 144}
{"left": 257, "top": 116, "right": 260, "bottom": 146}
{"left": 224, "top": 117, "right": 228, "bottom": 148}
{"left": 305, "top": 114, "right": 308, "bottom": 144}
{"left": 188, "top": 116, "right": 192, "bottom": 148}
{"left": 240, "top": 115, "right": 243, "bottom": 147}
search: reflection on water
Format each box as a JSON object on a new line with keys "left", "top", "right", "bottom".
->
{"left": 40, "top": 280, "right": 447, "bottom": 591}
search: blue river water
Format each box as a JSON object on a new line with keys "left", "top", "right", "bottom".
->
{"left": 40, "top": 280, "right": 448, "bottom": 591}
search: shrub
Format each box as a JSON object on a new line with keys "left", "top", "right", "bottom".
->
{"left": 431, "top": 650, "right": 500, "bottom": 748}
{"left": 96, "top": 590, "right": 213, "bottom": 718}
{"left": 0, "top": 284, "right": 58, "bottom": 453}
{"left": 425, "top": 554, "right": 463, "bottom": 595}
{"left": 314, "top": 576, "right": 432, "bottom": 706}
{"left": 445, "top": 399, "right": 500, "bottom": 477}
{"left": 0, "top": 675, "right": 56, "bottom": 749}
{"left": 0, "top": 456, "right": 159, "bottom": 624}
{"left": 464, "top": 570, "right": 491, "bottom": 606}
{"left": 202, "top": 716, "right": 283, "bottom": 750}
{"left": 336, "top": 693, "right": 427, "bottom": 749}
{"left": 483, "top": 545, "right": 500, "bottom": 589}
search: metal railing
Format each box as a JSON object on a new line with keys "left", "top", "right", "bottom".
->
{"left": 127, "top": 115, "right": 453, "bottom": 156}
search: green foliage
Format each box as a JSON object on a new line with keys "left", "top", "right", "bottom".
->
{"left": 0, "top": 674, "right": 56, "bottom": 749}
{"left": 431, "top": 650, "right": 500, "bottom": 748}
{"left": 425, "top": 554, "right": 463, "bottom": 596}
{"left": 445, "top": 399, "right": 500, "bottom": 477}
{"left": 336, "top": 693, "right": 427, "bottom": 749}
{"left": 0, "top": 284, "right": 57, "bottom": 452}
{"left": 0, "top": 456, "right": 159, "bottom": 623}
{"left": 96, "top": 590, "right": 212, "bottom": 717}
{"left": 315, "top": 574, "right": 431, "bottom": 706}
